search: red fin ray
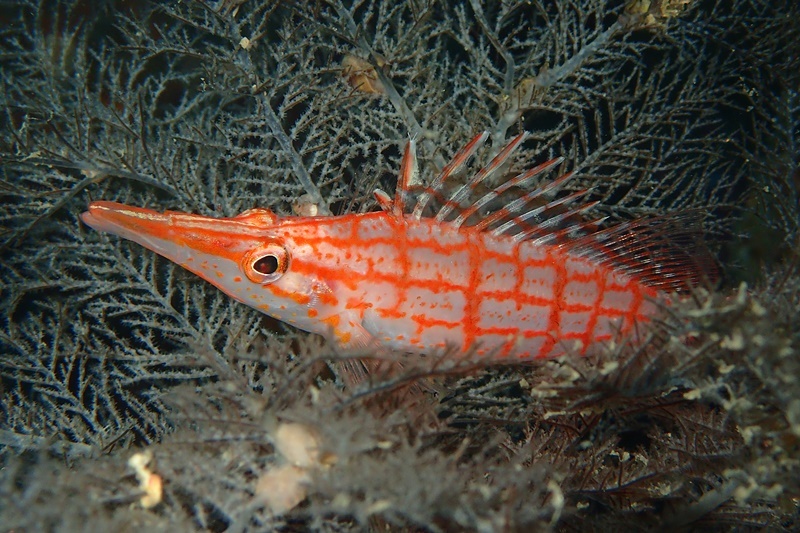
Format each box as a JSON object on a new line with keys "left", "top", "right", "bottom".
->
{"left": 386, "top": 132, "right": 604, "bottom": 247}
{"left": 392, "top": 137, "right": 419, "bottom": 217}
{"left": 373, "top": 189, "right": 394, "bottom": 213}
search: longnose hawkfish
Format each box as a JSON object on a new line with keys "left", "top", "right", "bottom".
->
{"left": 81, "top": 132, "right": 710, "bottom": 360}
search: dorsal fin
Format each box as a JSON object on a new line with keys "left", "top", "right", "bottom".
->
{"left": 383, "top": 132, "right": 582, "bottom": 237}
{"left": 563, "top": 212, "right": 719, "bottom": 292}
{"left": 378, "top": 133, "right": 716, "bottom": 292}
{"left": 412, "top": 132, "right": 489, "bottom": 220}
{"left": 454, "top": 158, "right": 566, "bottom": 230}
{"left": 434, "top": 132, "right": 527, "bottom": 222}
{"left": 474, "top": 170, "right": 576, "bottom": 234}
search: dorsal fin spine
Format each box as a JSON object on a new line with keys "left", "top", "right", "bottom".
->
{"left": 393, "top": 138, "right": 418, "bottom": 218}
{"left": 373, "top": 189, "right": 393, "bottom": 213}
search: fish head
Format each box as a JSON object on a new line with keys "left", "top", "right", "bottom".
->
{"left": 81, "top": 201, "right": 336, "bottom": 334}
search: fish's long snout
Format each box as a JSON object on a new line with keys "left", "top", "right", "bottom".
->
{"left": 81, "top": 200, "right": 276, "bottom": 269}
{"left": 81, "top": 201, "right": 174, "bottom": 242}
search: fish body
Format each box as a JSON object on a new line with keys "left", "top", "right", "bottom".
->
{"left": 82, "top": 132, "right": 705, "bottom": 359}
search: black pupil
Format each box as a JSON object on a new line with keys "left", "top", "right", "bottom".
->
{"left": 253, "top": 255, "right": 279, "bottom": 275}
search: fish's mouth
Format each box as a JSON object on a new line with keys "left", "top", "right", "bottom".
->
{"left": 81, "top": 203, "right": 123, "bottom": 234}
{"left": 81, "top": 201, "right": 174, "bottom": 248}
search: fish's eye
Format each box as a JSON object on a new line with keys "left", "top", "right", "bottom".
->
{"left": 243, "top": 243, "right": 289, "bottom": 284}
{"left": 253, "top": 255, "right": 279, "bottom": 275}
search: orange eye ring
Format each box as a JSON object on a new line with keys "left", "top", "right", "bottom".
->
{"left": 242, "top": 243, "right": 290, "bottom": 284}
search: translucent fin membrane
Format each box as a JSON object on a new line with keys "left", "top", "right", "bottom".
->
{"left": 563, "top": 212, "right": 719, "bottom": 292}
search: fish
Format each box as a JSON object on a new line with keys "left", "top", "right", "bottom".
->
{"left": 81, "top": 132, "right": 711, "bottom": 360}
